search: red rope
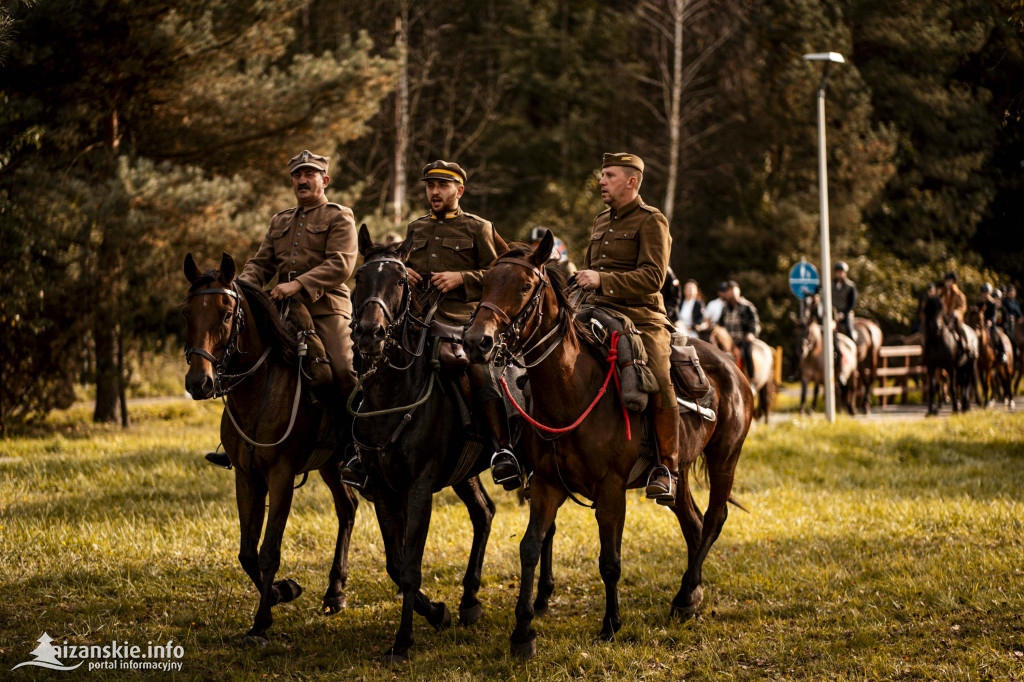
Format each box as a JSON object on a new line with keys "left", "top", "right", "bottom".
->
{"left": 498, "top": 330, "right": 631, "bottom": 440}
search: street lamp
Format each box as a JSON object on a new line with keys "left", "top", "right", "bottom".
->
{"left": 802, "top": 51, "right": 844, "bottom": 423}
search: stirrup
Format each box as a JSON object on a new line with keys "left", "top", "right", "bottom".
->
{"left": 204, "top": 446, "right": 232, "bottom": 470}
{"left": 340, "top": 454, "right": 368, "bottom": 490}
{"left": 490, "top": 448, "right": 522, "bottom": 490}
{"left": 645, "top": 465, "right": 676, "bottom": 505}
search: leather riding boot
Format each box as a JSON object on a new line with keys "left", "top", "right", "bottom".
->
{"left": 482, "top": 397, "right": 522, "bottom": 490}
{"left": 646, "top": 405, "right": 680, "bottom": 505}
{"left": 340, "top": 451, "right": 368, "bottom": 490}
{"left": 204, "top": 449, "right": 232, "bottom": 469}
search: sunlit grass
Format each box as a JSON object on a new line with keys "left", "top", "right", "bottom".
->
{"left": 2, "top": 402, "right": 1023, "bottom": 679}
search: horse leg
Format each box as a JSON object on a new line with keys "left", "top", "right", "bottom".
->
{"left": 451, "top": 475, "right": 496, "bottom": 627}
{"left": 799, "top": 380, "right": 808, "bottom": 414}
{"left": 669, "top": 465, "right": 704, "bottom": 619}
{"left": 318, "top": 462, "right": 358, "bottom": 615}
{"left": 672, "top": 448, "right": 735, "bottom": 622}
{"left": 812, "top": 382, "right": 820, "bottom": 411}
{"left": 595, "top": 481, "right": 627, "bottom": 641}
{"left": 235, "top": 467, "right": 267, "bottom": 597}
{"left": 511, "top": 477, "right": 566, "bottom": 659}
{"left": 533, "top": 520, "right": 557, "bottom": 616}
{"left": 247, "top": 468, "right": 301, "bottom": 645}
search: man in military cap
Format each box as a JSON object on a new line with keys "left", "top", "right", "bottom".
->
{"left": 832, "top": 261, "right": 857, "bottom": 341}
{"left": 575, "top": 152, "right": 679, "bottom": 505}
{"left": 340, "top": 160, "right": 522, "bottom": 489}
{"left": 205, "top": 149, "right": 358, "bottom": 469}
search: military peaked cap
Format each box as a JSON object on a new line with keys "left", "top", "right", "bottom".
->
{"left": 602, "top": 152, "right": 644, "bottom": 173}
{"left": 289, "top": 150, "right": 329, "bottom": 174}
{"left": 422, "top": 160, "right": 467, "bottom": 184}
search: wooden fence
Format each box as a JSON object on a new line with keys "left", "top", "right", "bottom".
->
{"left": 872, "top": 345, "right": 924, "bottom": 407}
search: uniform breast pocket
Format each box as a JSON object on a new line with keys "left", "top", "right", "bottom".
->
{"left": 611, "top": 229, "right": 640, "bottom": 266}
{"left": 304, "top": 223, "right": 329, "bottom": 252}
{"left": 441, "top": 237, "right": 475, "bottom": 268}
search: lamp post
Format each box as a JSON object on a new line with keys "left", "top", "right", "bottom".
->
{"left": 802, "top": 51, "right": 844, "bottom": 423}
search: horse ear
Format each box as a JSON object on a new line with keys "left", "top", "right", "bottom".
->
{"left": 357, "top": 223, "right": 374, "bottom": 256}
{"left": 396, "top": 235, "right": 414, "bottom": 263}
{"left": 184, "top": 253, "right": 200, "bottom": 284}
{"left": 219, "top": 252, "right": 236, "bottom": 284}
{"left": 531, "top": 229, "right": 554, "bottom": 267}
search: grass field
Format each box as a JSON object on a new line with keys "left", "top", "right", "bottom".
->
{"left": 2, "top": 401, "right": 1023, "bottom": 680}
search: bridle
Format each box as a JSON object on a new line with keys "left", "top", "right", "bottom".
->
{"left": 184, "top": 282, "right": 271, "bottom": 397}
{"left": 472, "top": 257, "right": 563, "bottom": 368}
{"left": 350, "top": 255, "right": 443, "bottom": 371}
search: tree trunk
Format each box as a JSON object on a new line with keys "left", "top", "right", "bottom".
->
{"left": 663, "top": 0, "right": 686, "bottom": 226}
{"left": 93, "top": 316, "right": 119, "bottom": 423}
{"left": 392, "top": 12, "right": 408, "bottom": 225}
{"left": 117, "top": 325, "right": 130, "bottom": 428}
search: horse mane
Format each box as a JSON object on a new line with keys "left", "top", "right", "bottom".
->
{"left": 497, "top": 243, "right": 592, "bottom": 349}
{"left": 923, "top": 295, "right": 943, "bottom": 320}
{"left": 187, "top": 270, "right": 299, "bottom": 364}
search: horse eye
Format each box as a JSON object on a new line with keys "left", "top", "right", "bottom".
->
{"left": 223, "top": 311, "right": 232, "bottom": 323}
{"left": 521, "top": 283, "right": 532, "bottom": 294}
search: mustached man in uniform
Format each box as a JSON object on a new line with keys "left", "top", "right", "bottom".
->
{"left": 340, "top": 160, "right": 523, "bottom": 489}
{"left": 204, "top": 150, "right": 358, "bottom": 469}
{"left": 574, "top": 152, "right": 679, "bottom": 505}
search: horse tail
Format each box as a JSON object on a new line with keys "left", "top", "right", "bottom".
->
{"left": 727, "top": 495, "right": 749, "bottom": 513}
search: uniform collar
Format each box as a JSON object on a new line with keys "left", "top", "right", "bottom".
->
{"left": 297, "top": 195, "right": 328, "bottom": 213}
{"left": 610, "top": 195, "right": 643, "bottom": 219}
{"left": 430, "top": 207, "right": 463, "bottom": 221}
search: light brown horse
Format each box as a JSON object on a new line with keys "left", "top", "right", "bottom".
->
{"left": 1014, "top": 323, "right": 1024, "bottom": 395}
{"left": 183, "top": 253, "right": 358, "bottom": 646}
{"left": 701, "top": 325, "right": 776, "bottom": 423}
{"left": 965, "top": 308, "right": 1015, "bottom": 408}
{"left": 852, "top": 318, "right": 884, "bottom": 413}
{"left": 793, "top": 315, "right": 858, "bottom": 415}
{"left": 463, "top": 233, "right": 753, "bottom": 658}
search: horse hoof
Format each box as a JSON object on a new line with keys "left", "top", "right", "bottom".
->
{"left": 383, "top": 649, "right": 410, "bottom": 665}
{"left": 430, "top": 603, "right": 452, "bottom": 631}
{"left": 459, "top": 602, "right": 483, "bottom": 627}
{"left": 670, "top": 603, "right": 698, "bottom": 621}
{"left": 242, "top": 634, "right": 270, "bottom": 648}
{"left": 532, "top": 601, "right": 550, "bottom": 618}
{"left": 274, "top": 579, "right": 303, "bottom": 603}
{"left": 510, "top": 636, "right": 537, "bottom": 659}
{"left": 598, "top": 629, "right": 616, "bottom": 643}
{"left": 322, "top": 594, "right": 346, "bottom": 615}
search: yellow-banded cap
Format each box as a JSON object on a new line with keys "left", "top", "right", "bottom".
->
{"left": 422, "top": 160, "right": 467, "bottom": 184}
{"left": 601, "top": 152, "right": 644, "bottom": 173}
{"left": 288, "top": 150, "right": 329, "bottom": 174}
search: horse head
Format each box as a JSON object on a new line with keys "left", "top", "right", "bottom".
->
{"left": 182, "top": 252, "right": 240, "bottom": 399}
{"left": 350, "top": 224, "right": 414, "bottom": 359}
{"left": 464, "top": 230, "right": 554, "bottom": 364}
{"left": 922, "top": 295, "right": 944, "bottom": 337}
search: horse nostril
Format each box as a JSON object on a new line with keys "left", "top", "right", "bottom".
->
{"left": 479, "top": 335, "right": 494, "bottom": 352}
{"left": 373, "top": 324, "right": 386, "bottom": 340}
{"left": 201, "top": 376, "right": 214, "bottom": 395}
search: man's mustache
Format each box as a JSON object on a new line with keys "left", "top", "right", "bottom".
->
{"left": 298, "top": 183, "right": 310, "bottom": 190}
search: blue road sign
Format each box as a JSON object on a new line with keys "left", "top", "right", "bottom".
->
{"left": 789, "top": 261, "right": 820, "bottom": 299}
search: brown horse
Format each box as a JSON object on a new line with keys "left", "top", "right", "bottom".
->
{"left": 183, "top": 253, "right": 358, "bottom": 646}
{"left": 852, "top": 318, "right": 883, "bottom": 413}
{"left": 463, "top": 233, "right": 752, "bottom": 658}
{"left": 792, "top": 315, "right": 858, "bottom": 415}
{"left": 1014, "top": 323, "right": 1024, "bottom": 395}
{"left": 965, "top": 308, "right": 1015, "bottom": 408}
{"left": 701, "top": 325, "right": 776, "bottom": 423}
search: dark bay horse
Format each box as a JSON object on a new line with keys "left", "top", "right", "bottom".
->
{"left": 348, "top": 226, "right": 544, "bottom": 663}
{"left": 703, "top": 324, "right": 776, "bottom": 423}
{"left": 463, "top": 233, "right": 752, "bottom": 658}
{"left": 965, "top": 308, "right": 1015, "bottom": 408}
{"left": 922, "top": 296, "right": 977, "bottom": 415}
{"left": 183, "top": 253, "right": 358, "bottom": 646}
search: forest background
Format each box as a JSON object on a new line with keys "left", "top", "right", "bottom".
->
{"left": 2, "top": 0, "right": 1023, "bottom": 429}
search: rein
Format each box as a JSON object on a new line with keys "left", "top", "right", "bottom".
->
{"left": 497, "top": 330, "right": 631, "bottom": 441}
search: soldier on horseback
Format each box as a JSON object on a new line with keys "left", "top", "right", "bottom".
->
{"left": 205, "top": 150, "right": 358, "bottom": 469}
{"left": 574, "top": 152, "right": 679, "bottom": 504}
{"left": 340, "top": 160, "right": 523, "bottom": 490}
{"left": 977, "top": 283, "right": 1008, "bottom": 363}
{"left": 832, "top": 261, "right": 857, "bottom": 341}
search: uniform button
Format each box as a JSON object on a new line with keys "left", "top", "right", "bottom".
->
{"left": 293, "top": 251, "right": 297, "bottom": 255}
{"left": 604, "top": 241, "right": 609, "bottom": 244}
{"left": 291, "top": 260, "right": 296, "bottom": 264}
{"left": 602, "top": 254, "right": 607, "bottom": 258}
{"left": 431, "top": 254, "right": 438, "bottom": 258}
{"left": 294, "top": 242, "right": 298, "bottom": 246}
{"left": 435, "top": 236, "right": 440, "bottom": 240}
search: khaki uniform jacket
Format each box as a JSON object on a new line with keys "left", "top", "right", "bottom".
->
{"left": 239, "top": 196, "right": 358, "bottom": 319}
{"left": 406, "top": 209, "right": 500, "bottom": 325}
{"left": 584, "top": 195, "right": 671, "bottom": 325}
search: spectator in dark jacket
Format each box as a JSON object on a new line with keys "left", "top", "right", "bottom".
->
{"left": 721, "top": 281, "right": 760, "bottom": 378}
